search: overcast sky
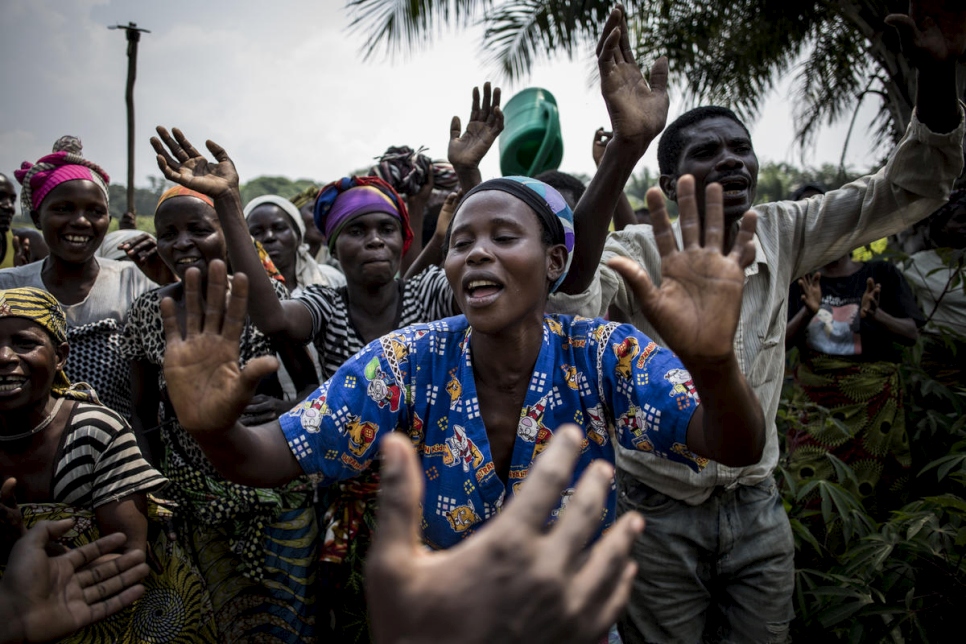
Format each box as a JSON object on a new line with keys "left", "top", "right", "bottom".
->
{"left": 1, "top": 0, "right": 882, "bottom": 209}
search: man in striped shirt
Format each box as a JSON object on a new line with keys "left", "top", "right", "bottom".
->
{"left": 551, "top": 2, "right": 966, "bottom": 641}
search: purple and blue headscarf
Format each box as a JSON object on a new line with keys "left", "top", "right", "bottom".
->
{"left": 459, "top": 176, "right": 575, "bottom": 292}
{"left": 313, "top": 176, "right": 414, "bottom": 256}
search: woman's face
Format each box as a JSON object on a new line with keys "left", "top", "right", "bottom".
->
{"left": 155, "top": 197, "right": 226, "bottom": 282}
{"left": 333, "top": 212, "right": 404, "bottom": 287}
{"left": 444, "top": 191, "right": 565, "bottom": 335}
{"left": 0, "top": 318, "right": 67, "bottom": 413}
{"left": 32, "top": 180, "right": 110, "bottom": 265}
{"left": 247, "top": 205, "right": 299, "bottom": 272}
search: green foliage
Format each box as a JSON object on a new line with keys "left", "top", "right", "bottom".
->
{"left": 238, "top": 176, "right": 318, "bottom": 206}
{"left": 778, "top": 301, "right": 966, "bottom": 640}
{"left": 107, "top": 175, "right": 171, "bottom": 220}
{"left": 754, "top": 162, "right": 867, "bottom": 205}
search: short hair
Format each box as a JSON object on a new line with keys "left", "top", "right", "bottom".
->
{"left": 657, "top": 106, "right": 750, "bottom": 176}
{"left": 534, "top": 170, "right": 586, "bottom": 209}
{"left": 790, "top": 183, "right": 826, "bottom": 201}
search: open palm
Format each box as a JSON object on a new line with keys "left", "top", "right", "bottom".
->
{"left": 596, "top": 6, "right": 669, "bottom": 150}
{"left": 161, "top": 262, "right": 277, "bottom": 437}
{"left": 609, "top": 176, "right": 757, "bottom": 365}
{"left": 151, "top": 126, "right": 239, "bottom": 200}
{"left": 448, "top": 82, "right": 504, "bottom": 170}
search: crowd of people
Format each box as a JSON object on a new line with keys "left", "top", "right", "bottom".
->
{"left": 1, "top": 2, "right": 964, "bottom": 643}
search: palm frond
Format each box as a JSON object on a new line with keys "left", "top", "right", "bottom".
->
{"left": 347, "top": 0, "right": 492, "bottom": 58}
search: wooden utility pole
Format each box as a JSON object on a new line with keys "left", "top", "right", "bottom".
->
{"left": 109, "top": 22, "right": 150, "bottom": 215}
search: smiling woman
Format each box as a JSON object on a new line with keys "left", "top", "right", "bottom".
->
{"left": 0, "top": 137, "right": 158, "bottom": 419}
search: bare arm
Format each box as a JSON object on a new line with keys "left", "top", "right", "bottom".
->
{"left": 592, "top": 129, "right": 638, "bottom": 232}
{"left": 160, "top": 260, "right": 303, "bottom": 488}
{"left": 404, "top": 190, "right": 460, "bottom": 280}
{"left": 129, "top": 360, "right": 162, "bottom": 467}
{"left": 93, "top": 496, "right": 149, "bottom": 559}
{"left": 151, "top": 127, "right": 314, "bottom": 342}
{"left": 400, "top": 173, "right": 434, "bottom": 275}
{"left": 608, "top": 177, "right": 765, "bottom": 467}
{"left": 560, "top": 7, "right": 669, "bottom": 294}
{"left": 860, "top": 278, "right": 920, "bottom": 345}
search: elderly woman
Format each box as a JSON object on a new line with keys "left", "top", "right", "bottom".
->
{"left": 0, "top": 137, "right": 158, "bottom": 419}
{"left": 119, "top": 186, "right": 320, "bottom": 643}
{"left": 0, "top": 286, "right": 216, "bottom": 643}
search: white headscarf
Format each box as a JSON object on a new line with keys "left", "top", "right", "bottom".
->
{"left": 243, "top": 195, "right": 335, "bottom": 292}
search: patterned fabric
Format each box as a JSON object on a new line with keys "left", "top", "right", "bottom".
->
{"left": 786, "top": 356, "right": 911, "bottom": 517}
{"left": 51, "top": 402, "right": 167, "bottom": 508}
{"left": 548, "top": 105, "right": 965, "bottom": 504}
{"left": 295, "top": 265, "right": 457, "bottom": 381}
{"left": 0, "top": 285, "right": 67, "bottom": 342}
{"left": 14, "top": 135, "right": 110, "bottom": 213}
{"left": 156, "top": 185, "right": 213, "bottom": 209}
{"left": 0, "top": 258, "right": 158, "bottom": 417}
{"left": 119, "top": 281, "right": 319, "bottom": 643}
{"left": 369, "top": 145, "right": 459, "bottom": 195}
{"left": 1, "top": 503, "right": 218, "bottom": 644}
{"left": 462, "top": 176, "right": 575, "bottom": 292}
{"left": 314, "top": 176, "right": 414, "bottom": 256}
{"left": 280, "top": 314, "right": 702, "bottom": 550}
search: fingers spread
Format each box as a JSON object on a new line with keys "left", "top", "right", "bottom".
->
{"left": 173, "top": 128, "right": 202, "bottom": 160}
{"left": 183, "top": 267, "right": 204, "bottom": 336}
{"left": 450, "top": 115, "right": 462, "bottom": 140}
{"left": 66, "top": 530, "right": 128, "bottom": 571}
{"left": 502, "top": 424, "right": 583, "bottom": 529}
{"left": 157, "top": 126, "right": 188, "bottom": 163}
{"left": 220, "top": 267, "right": 248, "bottom": 342}
{"left": 86, "top": 583, "right": 147, "bottom": 626}
{"left": 207, "top": 139, "right": 231, "bottom": 163}
{"left": 728, "top": 212, "right": 758, "bottom": 269}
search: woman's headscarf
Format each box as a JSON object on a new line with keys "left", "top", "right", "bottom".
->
{"left": 0, "top": 287, "right": 97, "bottom": 402}
{"left": 458, "top": 176, "right": 575, "bottom": 293}
{"left": 13, "top": 136, "right": 110, "bottom": 215}
{"left": 155, "top": 187, "right": 286, "bottom": 283}
{"left": 243, "top": 195, "right": 334, "bottom": 289}
{"left": 314, "top": 176, "right": 414, "bottom": 256}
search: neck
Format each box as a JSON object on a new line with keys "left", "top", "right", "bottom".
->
{"left": 469, "top": 316, "right": 545, "bottom": 393}
{"left": 42, "top": 254, "right": 99, "bottom": 286}
{"left": 0, "top": 395, "right": 57, "bottom": 442}
{"left": 280, "top": 264, "right": 298, "bottom": 291}
{"left": 347, "top": 278, "right": 398, "bottom": 315}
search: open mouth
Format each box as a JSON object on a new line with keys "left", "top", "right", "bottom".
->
{"left": 175, "top": 257, "right": 202, "bottom": 266}
{"left": 717, "top": 177, "right": 749, "bottom": 199}
{"left": 464, "top": 278, "right": 504, "bottom": 303}
{"left": 62, "top": 234, "right": 93, "bottom": 248}
{"left": 0, "top": 375, "right": 27, "bottom": 393}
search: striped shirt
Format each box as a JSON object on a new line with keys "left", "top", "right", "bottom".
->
{"left": 295, "top": 265, "right": 458, "bottom": 380}
{"left": 549, "top": 107, "right": 965, "bottom": 504}
{"left": 52, "top": 402, "right": 167, "bottom": 509}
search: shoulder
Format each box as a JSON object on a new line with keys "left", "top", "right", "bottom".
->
{"left": 405, "top": 265, "right": 449, "bottom": 290}
{"left": 0, "top": 261, "right": 43, "bottom": 288}
{"left": 65, "top": 402, "right": 131, "bottom": 444}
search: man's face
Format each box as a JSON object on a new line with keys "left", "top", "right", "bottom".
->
{"left": 667, "top": 116, "right": 759, "bottom": 224}
{"left": 0, "top": 175, "right": 16, "bottom": 233}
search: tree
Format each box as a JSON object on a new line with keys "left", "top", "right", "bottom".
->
{"left": 347, "top": 0, "right": 965, "bottom": 158}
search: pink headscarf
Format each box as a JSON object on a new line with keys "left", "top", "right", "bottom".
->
{"left": 13, "top": 136, "right": 110, "bottom": 214}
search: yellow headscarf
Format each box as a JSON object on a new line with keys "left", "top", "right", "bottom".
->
{"left": 0, "top": 287, "right": 98, "bottom": 402}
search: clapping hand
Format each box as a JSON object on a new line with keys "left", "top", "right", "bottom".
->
{"left": 798, "top": 272, "right": 822, "bottom": 314}
{"left": 608, "top": 176, "right": 757, "bottom": 366}
{"left": 151, "top": 127, "right": 239, "bottom": 201}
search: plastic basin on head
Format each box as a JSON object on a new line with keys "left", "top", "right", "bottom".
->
{"left": 499, "top": 87, "right": 564, "bottom": 177}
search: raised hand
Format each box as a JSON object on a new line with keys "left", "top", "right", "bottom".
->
{"left": 366, "top": 425, "right": 643, "bottom": 644}
{"left": 608, "top": 175, "right": 757, "bottom": 365}
{"left": 448, "top": 82, "right": 504, "bottom": 172}
{"left": 151, "top": 127, "right": 239, "bottom": 200}
{"left": 860, "top": 277, "right": 881, "bottom": 318}
{"left": 0, "top": 520, "right": 149, "bottom": 644}
{"left": 120, "top": 233, "right": 177, "bottom": 285}
{"left": 798, "top": 272, "right": 822, "bottom": 314}
{"left": 596, "top": 5, "right": 669, "bottom": 153}
{"left": 592, "top": 128, "right": 612, "bottom": 168}
{"left": 161, "top": 260, "right": 278, "bottom": 437}
{"left": 886, "top": 0, "right": 966, "bottom": 66}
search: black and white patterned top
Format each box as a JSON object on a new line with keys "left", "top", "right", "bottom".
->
{"left": 52, "top": 402, "right": 167, "bottom": 509}
{"left": 295, "top": 266, "right": 457, "bottom": 380}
